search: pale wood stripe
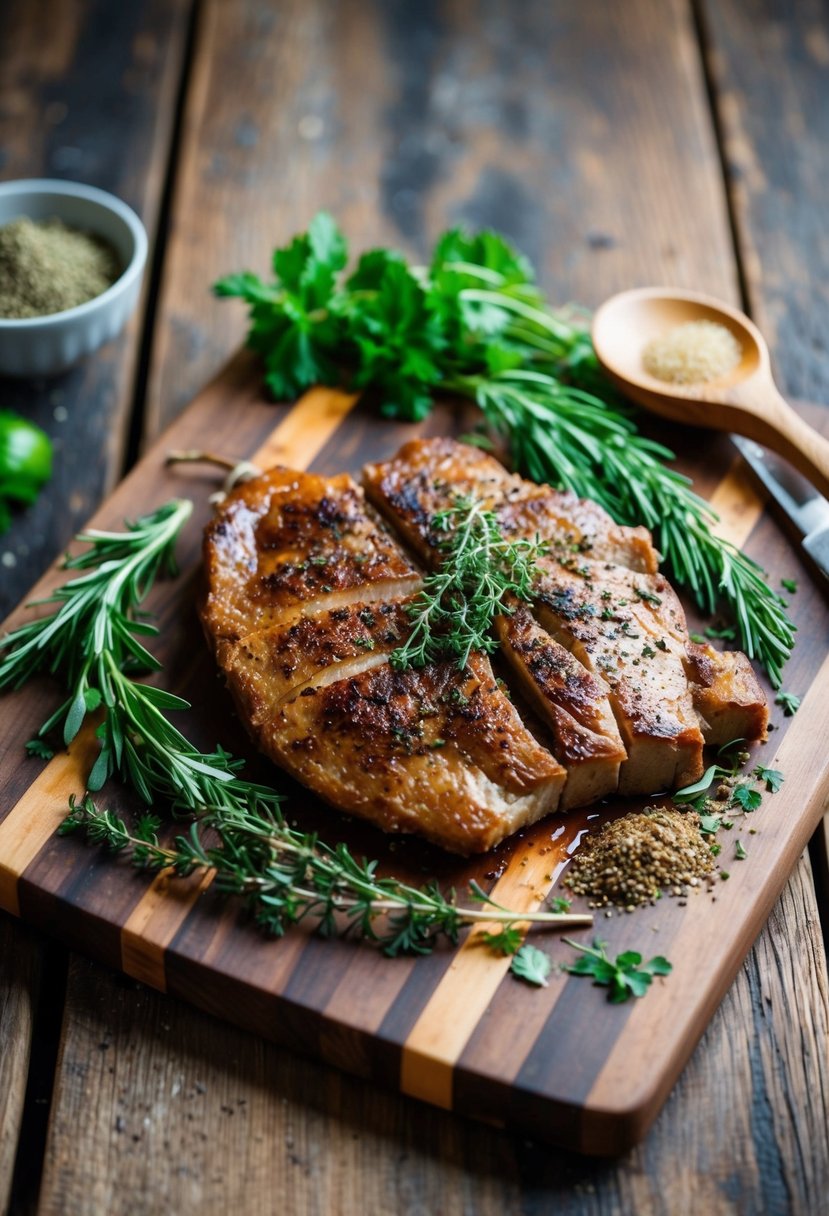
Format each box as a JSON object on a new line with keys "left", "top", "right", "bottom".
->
{"left": 399, "top": 837, "right": 576, "bottom": 1110}
{"left": 707, "top": 455, "right": 767, "bottom": 548}
{"left": 0, "top": 725, "right": 101, "bottom": 917}
{"left": 117, "top": 386, "right": 359, "bottom": 989}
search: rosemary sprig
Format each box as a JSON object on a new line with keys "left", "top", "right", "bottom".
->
{"left": 0, "top": 499, "right": 193, "bottom": 744}
{"left": 61, "top": 796, "right": 590, "bottom": 954}
{"left": 391, "top": 494, "right": 546, "bottom": 671}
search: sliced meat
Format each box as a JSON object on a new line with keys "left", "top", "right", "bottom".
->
{"left": 253, "top": 654, "right": 567, "bottom": 854}
{"left": 202, "top": 467, "right": 422, "bottom": 649}
{"left": 494, "top": 605, "right": 626, "bottom": 809}
{"left": 685, "top": 641, "right": 769, "bottom": 746}
{"left": 363, "top": 436, "right": 658, "bottom": 573}
{"left": 533, "top": 559, "right": 705, "bottom": 794}
{"left": 222, "top": 598, "right": 415, "bottom": 723}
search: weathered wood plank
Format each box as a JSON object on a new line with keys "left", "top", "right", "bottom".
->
{"left": 0, "top": 918, "right": 39, "bottom": 1216}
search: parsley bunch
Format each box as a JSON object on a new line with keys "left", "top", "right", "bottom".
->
{"left": 216, "top": 214, "right": 795, "bottom": 685}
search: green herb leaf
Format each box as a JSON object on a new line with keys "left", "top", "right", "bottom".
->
{"left": 562, "top": 938, "right": 672, "bottom": 1004}
{"left": 753, "top": 765, "right": 784, "bottom": 793}
{"left": 510, "top": 944, "right": 552, "bottom": 987}
{"left": 25, "top": 737, "right": 55, "bottom": 761}
{"left": 735, "top": 840, "right": 748, "bottom": 860}
{"left": 731, "top": 784, "right": 762, "bottom": 812}
{"left": 781, "top": 578, "right": 797, "bottom": 594}
{"left": 775, "top": 690, "right": 800, "bottom": 716}
{"left": 483, "top": 925, "right": 524, "bottom": 956}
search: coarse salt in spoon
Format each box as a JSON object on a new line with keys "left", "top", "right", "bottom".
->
{"left": 592, "top": 287, "right": 829, "bottom": 501}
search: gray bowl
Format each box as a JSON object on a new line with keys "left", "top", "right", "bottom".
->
{"left": 0, "top": 179, "right": 148, "bottom": 377}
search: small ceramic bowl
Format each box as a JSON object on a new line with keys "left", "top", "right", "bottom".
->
{"left": 0, "top": 179, "right": 148, "bottom": 377}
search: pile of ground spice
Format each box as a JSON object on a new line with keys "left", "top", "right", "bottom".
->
{"left": 0, "top": 217, "right": 121, "bottom": 318}
{"left": 642, "top": 319, "right": 742, "bottom": 385}
{"left": 563, "top": 808, "right": 715, "bottom": 910}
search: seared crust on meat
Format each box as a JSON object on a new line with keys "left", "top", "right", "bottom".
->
{"left": 495, "top": 605, "right": 626, "bottom": 809}
{"left": 252, "top": 655, "right": 566, "bottom": 854}
{"left": 533, "top": 559, "right": 705, "bottom": 793}
{"left": 363, "top": 436, "right": 658, "bottom": 573}
{"left": 685, "top": 641, "right": 769, "bottom": 745}
{"left": 203, "top": 467, "right": 421, "bottom": 647}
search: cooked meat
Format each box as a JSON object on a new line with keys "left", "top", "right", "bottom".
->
{"left": 685, "top": 641, "right": 769, "bottom": 746}
{"left": 202, "top": 467, "right": 421, "bottom": 651}
{"left": 532, "top": 560, "right": 705, "bottom": 793}
{"left": 240, "top": 652, "right": 566, "bottom": 855}
{"left": 203, "top": 468, "right": 566, "bottom": 854}
{"left": 363, "top": 436, "right": 658, "bottom": 573}
{"left": 202, "top": 437, "right": 767, "bottom": 854}
{"left": 494, "top": 605, "right": 626, "bottom": 809}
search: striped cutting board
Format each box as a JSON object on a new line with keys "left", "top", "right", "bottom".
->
{"left": 2, "top": 350, "right": 827, "bottom": 1154}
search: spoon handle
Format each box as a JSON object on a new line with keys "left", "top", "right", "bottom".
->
{"left": 731, "top": 382, "right": 829, "bottom": 501}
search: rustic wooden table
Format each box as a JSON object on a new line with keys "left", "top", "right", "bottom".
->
{"left": 1, "top": 2, "right": 828, "bottom": 1212}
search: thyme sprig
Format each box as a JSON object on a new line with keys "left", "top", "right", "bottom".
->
{"left": 216, "top": 215, "right": 796, "bottom": 684}
{"left": 61, "top": 796, "right": 591, "bottom": 954}
{"left": 391, "top": 494, "right": 546, "bottom": 671}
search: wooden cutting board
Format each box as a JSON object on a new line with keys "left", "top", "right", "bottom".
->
{"left": 1, "top": 351, "right": 827, "bottom": 1155}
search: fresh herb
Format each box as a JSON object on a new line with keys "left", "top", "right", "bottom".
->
{"left": 562, "top": 938, "right": 672, "bottom": 1003}
{"left": 0, "top": 411, "right": 53, "bottom": 533}
{"left": 390, "top": 495, "right": 546, "bottom": 670}
{"left": 731, "top": 784, "right": 762, "bottom": 813}
{"left": 689, "top": 632, "right": 706, "bottom": 644}
{"left": 510, "top": 944, "right": 552, "bottom": 987}
{"left": 483, "top": 925, "right": 524, "bottom": 955}
{"left": 62, "top": 798, "right": 587, "bottom": 955}
{"left": 549, "top": 896, "right": 572, "bottom": 913}
{"left": 672, "top": 764, "right": 721, "bottom": 811}
{"left": 0, "top": 500, "right": 193, "bottom": 745}
{"left": 25, "top": 737, "right": 55, "bottom": 761}
{"left": 709, "top": 841, "right": 722, "bottom": 857}
{"left": 216, "top": 216, "right": 795, "bottom": 686}
{"left": 704, "top": 624, "right": 738, "bottom": 641}
{"left": 781, "top": 578, "right": 797, "bottom": 594}
{"left": 775, "top": 690, "right": 800, "bottom": 716}
{"left": 753, "top": 765, "right": 784, "bottom": 793}
{"left": 698, "top": 813, "right": 722, "bottom": 836}
{"left": 720, "top": 870, "right": 731, "bottom": 881}
{"left": 735, "top": 840, "right": 748, "bottom": 860}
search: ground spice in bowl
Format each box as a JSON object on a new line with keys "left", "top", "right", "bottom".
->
{"left": 0, "top": 217, "right": 121, "bottom": 318}
{"left": 563, "top": 808, "right": 716, "bottom": 910}
{"left": 642, "top": 319, "right": 742, "bottom": 385}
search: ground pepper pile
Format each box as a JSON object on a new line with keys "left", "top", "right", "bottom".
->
{"left": 0, "top": 217, "right": 120, "bottom": 318}
{"left": 563, "top": 808, "right": 715, "bottom": 909}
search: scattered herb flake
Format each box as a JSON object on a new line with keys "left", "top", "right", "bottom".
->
{"left": 781, "top": 578, "right": 797, "bottom": 594}
{"left": 704, "top": 624, "right": 738, "bottom": 641}
{"left": 731, "top": 784, "right": 762, "bottom": 812}
{"left": 562, "top": 938, "right": 672, "bottom": 1004}
{"left": 510, "top": 944, "right": 552, "bottom": 987}
{"left": 775, "top": 690, "right": 800, "bottom": 716}
{"left": 483, "top": 925, "right": 524, "bottom": 956}
{"left": 25, "top": 737, "right": 55, "bottom": 761}
{"left": 753, "top": 765, "right": 784, "bottom": 793}
{"left": 735, "top": 840, "right": 748, "bottom": 860}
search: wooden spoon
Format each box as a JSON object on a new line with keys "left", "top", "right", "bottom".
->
{"left": 591, "top": 286, "right": 829, "bottom": 500}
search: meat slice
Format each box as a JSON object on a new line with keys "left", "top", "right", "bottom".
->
{"left": 684, "top": 641, "right": 769, "bottom": 746}
{"left": 494, "top": 605, "right": 626, "bottom": 809}
{"left": 202, "top": 467, "right": 422, "bottom": 650}
{"left": 222, "top": 599, "right": 415, "bottom": 723}
{"left": 252, "top": 654, "right": 566, "bottom": 854}
{"left": 533, "top": 560, "right": 705, "bottom": 794}
{"left": 363, "top": 437, "right": 658, "bottom": 573}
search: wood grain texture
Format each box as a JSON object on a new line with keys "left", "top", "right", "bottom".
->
{"left": 0, "top": 919, "right": 39, "bottom": 1216}
{"left": 146, "top": 0, "right": 739, "bottom": 438}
